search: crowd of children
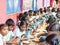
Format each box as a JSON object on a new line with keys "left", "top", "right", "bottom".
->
{"left": 0, "top": 6, "right": 60, "bottom": 45}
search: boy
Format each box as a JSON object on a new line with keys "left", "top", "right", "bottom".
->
{"left": 0, "top": 24, "right": 8, "bottom": 45}
{"left": 4, "top": 19, "right": 18, "bottom": 45}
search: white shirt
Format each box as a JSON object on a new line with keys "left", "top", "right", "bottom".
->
{"left": 59, "top": 21, "right": 60, "bottom": 24}
{"left": 0, "top": 34, "right": 6, "bottom": 45}
{"left": 29, "top": 16, "right": 36, "bottom": 21}
{"left": 13, "top": 26, "right": 26, "bottom": 38}
{"left": 35, "top": 16, "right": 39, "bottom": 19}
{"left": 4, "top": 31, "right": 15, "bottom": 41}
{"left": 52, "top": 12, "right": 57, "bottom": 18}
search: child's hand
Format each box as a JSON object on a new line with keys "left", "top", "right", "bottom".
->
{"left": 21, "top": 38, "right": 28, "bottom": 41}
{"left": 32, "top": 32, "right": 36, "bottom": 35}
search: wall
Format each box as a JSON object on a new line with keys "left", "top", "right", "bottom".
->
{"left": 0, "top": 0, "right": 18, "bottom": 25}
{"left": 0, "top": 0, "right": 51, "bottom": 25}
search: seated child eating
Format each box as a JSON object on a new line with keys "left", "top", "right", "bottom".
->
{"left": 46, "top": 22, "right": 60, "bottom": 45}
{"left": 13, "top": 21, "right": 28, "bottom": 45}
{"left": 0, "top": 24, "right": 8, "bottom": 45}
{"left": 4, "top": 19, "right": 19, "bottom": 45}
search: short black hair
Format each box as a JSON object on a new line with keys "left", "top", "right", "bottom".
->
{"left": 6, "top": 19, "right": 14, "bottom": 26}
{"left": 28, "top": 10, "right": 33, "bottom": 13}
{"left": 44, "top": 7, "right": 47, "bottom": 13}
{"left": 0, "top": 24, "right": 8, "bottom": 31}
{"left": 57, "top": 8, "right": 60, "bottom": 12}
{"left": 46, "top": 34, "right": 57, "bottom": 44}
{"left": 39, "top": 8, "right": 43, "bottom": 14}
{"left": 24, "top": 12, "right": 29, "bottom": 17}
{"left": 20, "top": 21, "right": 26, "bottom": 26}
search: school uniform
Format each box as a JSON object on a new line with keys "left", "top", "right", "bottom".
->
{"left": 0, "top": 34, "right": 6, "bottom": 45}
{"left": 13, "top": 26, "right": 26, "bottom": 38}
{"left": 29, "top": 16, "right": 36, "bottom": 21}
{"left": 13, "top": 26, "right": 26, "bottom": 45}
{"left": 4, "top": 31, "right": 15, "bottom": 42}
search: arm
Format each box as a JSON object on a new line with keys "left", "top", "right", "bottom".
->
{"left": 20, "top": 37, "right": 28, "bottom": 41}
{"left": 6, "top": 37, "right": 20, "bottom": 44}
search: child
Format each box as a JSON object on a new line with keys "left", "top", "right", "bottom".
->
{"left": 13, "top": 21, "right": 28, "bottom": 45}
{"left": 4, "top": 19, "right": 18, "bottom": 45}
{"left": 43, "top": 7, "right": 47, "bottom": 13}
{"left": 28, "top": 10, "right": 34, "bottom": 16}
{"left": 39, "top": 8, "right": 43, "bottom": 14}
{"left": 0, "top": 24, "right": 8, "bottom": 45}
{"left": 19, "top": 13, "right": 24, "bottom": 21}
{"left": 46, "top": 34, "right": 60, "bottom": 45}
{"left": 45, "top": 22, "right": 60, "bottom": 45}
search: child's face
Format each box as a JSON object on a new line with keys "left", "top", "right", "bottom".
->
{"left": 8, "top": 26, "right": 14, "bottom": 31}
{"left": 1, "top": 26, "right": 8, "bottom": 36}
{"left": 20, "top": 25, "right": 26, "bottom": 31}
{"left": 37, "top": 12, "right": 40, "bottom": 15}
{"left": 27, "top": 15, "right": 30, "bottom": 19}
{"left": 32, "top": 12, "right": 34, "bottom": 16}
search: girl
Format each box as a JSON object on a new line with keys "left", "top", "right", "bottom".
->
{"left": 13, "top": 21, "right": 28, "bottom": 45}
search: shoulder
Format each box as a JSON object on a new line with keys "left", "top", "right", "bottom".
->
{"left": 13, "top": 26, "right": 20, "bottom": 33}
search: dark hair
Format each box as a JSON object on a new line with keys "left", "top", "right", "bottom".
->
{"left": 0, "top": 24, "right": 8, "bottom": 30}
{"left": 47, "top": 7, "right": 50, "bottom": 12}
{"left": 19, "top": 13, "right": 24, "bottom": 20}
{"left": 39, "top": 8, "right": 43, "bottom": 14}
{"left": 20, "top": 21, "right": 26, "bottom": 26}
{"left": 28, "top": 12, "right": 32, "bottom": 16}
{"left": 49, "top": 22, "right": 60, "bottom": 31}
{"left": 28, "top": 10, "right": 33, "bottom": 13}
{"left": 46, "top": 34, "right": 59, "bottom": 45}
{"left": 33, "top": 11, "right": 37, "bottom": 16}
{"left": 44, "top": 7, "right": 47, "bottom": 13}
{"left": 46, "top": 22, "right": 60, "bottom": 31}
{"left": 51, "top": 8, "right": 55, "bottom": 12}
{"left": 46, "top": 34, "right": 57, "bottom": 45}
{"left": 6, "top": 19, "right": 14, "bottom": 26}
{"left": 18, "top": 21, "right": 26, "bottom": 28}
{"left": 57, "top": 8, "right": 60, "bottom": 12}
